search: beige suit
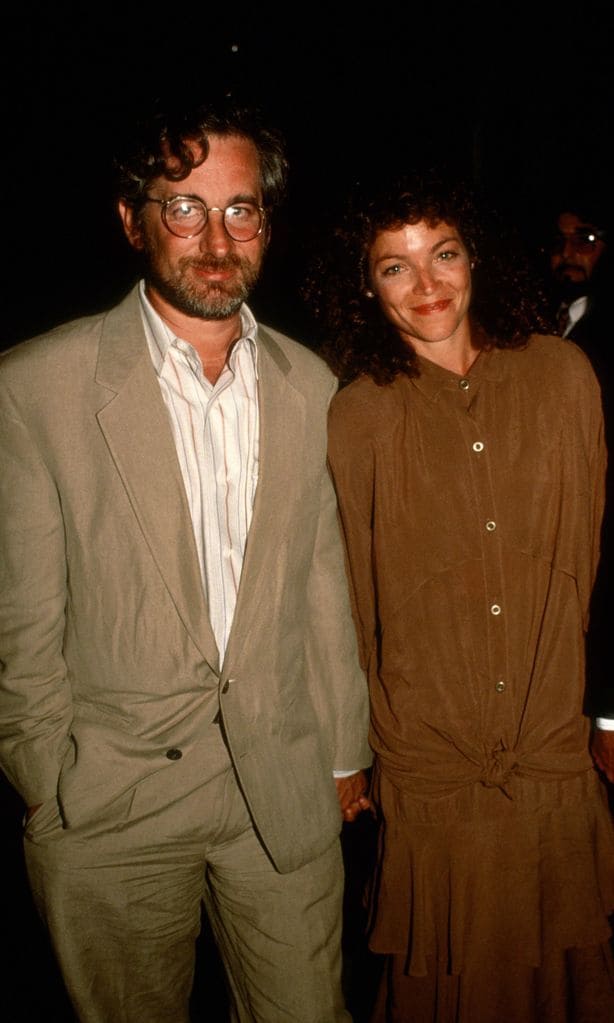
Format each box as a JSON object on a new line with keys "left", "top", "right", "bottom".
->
{"left": 0, "top": 286, "right": 370, "bottom": 1021}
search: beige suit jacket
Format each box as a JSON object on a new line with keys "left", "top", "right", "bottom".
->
{"left": 0, "top": 286, "right": 371, "bottom": 873}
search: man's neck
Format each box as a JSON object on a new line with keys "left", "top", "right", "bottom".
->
{"left": 145, "top": 285, "right": 243, "bottom": 385}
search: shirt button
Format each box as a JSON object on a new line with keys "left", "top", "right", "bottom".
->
{"left": 495, "top": 680, "right": 506, "bottom": 693}
{"left": 459, "top": 378, "right": 470, "bottom": 391}
{"left": 485, "top": 520, "right": 496, "bottom": 532}
{"left": 490, "top": 604, "right": 502, "bottom": 615}
{"left": 472, "top": 441, "right": 484, "bottom": 452}
{"left": 165, "top": 748, "right": 183, "bottom": 761}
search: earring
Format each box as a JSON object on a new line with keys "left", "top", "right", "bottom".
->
{"left": 364, "top": 289, "right": 374, "bottom": 298}
{"left": 470, "top": 261, "right": 476, "bottom": 270}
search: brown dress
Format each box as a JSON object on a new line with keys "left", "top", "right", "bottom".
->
{"left": 328, "top": 336, "right": 614, "bottom": 1022}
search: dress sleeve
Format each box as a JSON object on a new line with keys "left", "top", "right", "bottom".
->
{"left": 327, "top": 393, "right": 377, "bottom": 676}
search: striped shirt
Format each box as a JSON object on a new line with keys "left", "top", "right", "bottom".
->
{"left": 139, "top": 281, "right": 259, "bottom": 663}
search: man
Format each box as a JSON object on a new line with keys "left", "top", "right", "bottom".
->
{"left": 547, "top": 198, "right": 614, "bottom": 764}
{"left": 548, "top": 200, "right": 610, "bottom": 356}
{"left": 0, "top": 99, "right": 371, "bottom": 1022}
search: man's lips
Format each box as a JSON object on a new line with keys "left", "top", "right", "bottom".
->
{"left": 190, "top": 258, "right": 242, "bottom": 282}
{"left": 555, "top": 264, "right": 587, "bottom": 279}
{"left": 193, "top": 267, "right": 236, "bottom": 282}
{"left": 411, "top": 299, "right": 452, "bottom": 315}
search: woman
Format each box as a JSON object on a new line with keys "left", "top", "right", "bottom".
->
{"left": 309, "top": 177, "right": 614, "bottom": 1021}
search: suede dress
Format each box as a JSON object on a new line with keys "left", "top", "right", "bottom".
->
{"left": 328, "top": 335, "right": 614, "bottom": 1022}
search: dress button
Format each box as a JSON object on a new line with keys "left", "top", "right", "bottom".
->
{"left": 165, "top": 748, "right": 182, "bottom": 761}
{"left": 459, "top": 378, "right": 470, "bottom": 391}
{"left": 485, "top": 520, "right": 496, "bottom": 532}
{"left": 495, "top": 680, "right": 506, "bottom": 693}
{"left": 472, "top": 441, "right": 484, "bottom": 452}
{"left": 490, "top": 604, "right": 502, "bottom": 615}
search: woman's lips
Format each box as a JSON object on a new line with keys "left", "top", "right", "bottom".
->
{"left": 411, "top": 299, "right": 452, "bottom": 315}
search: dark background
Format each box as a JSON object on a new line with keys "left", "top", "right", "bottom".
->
{"left": 2, "top": 5, "right": 613, "bottom": 346}
{"left": 1, "top": 5, "right": 613, "bottom": 1020}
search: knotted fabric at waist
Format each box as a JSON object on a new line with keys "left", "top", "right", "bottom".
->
{"left": 373, "top": 728, "right": 594, "bottom": 800}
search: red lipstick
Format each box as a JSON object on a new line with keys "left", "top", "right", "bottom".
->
{"left": 412, "top": 299, "right": 452, "bottom": 315}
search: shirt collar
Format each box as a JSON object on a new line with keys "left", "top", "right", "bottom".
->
{"left": 137, "top": 279, "right": 259, "bottom": 377}
{"left": 411, "top": 336, "right": 503, "bottom": 403}
{"left": 565, "top": 295, "right": 588, "bottom": 336}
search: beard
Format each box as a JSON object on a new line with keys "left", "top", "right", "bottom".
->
{"left": 552, "top": 270, "right": 590, "bottom": 304}
{"left": 144, "top": 250, "right": 262, "bottom": 320}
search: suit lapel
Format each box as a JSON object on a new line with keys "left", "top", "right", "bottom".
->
{"left": 224, "top": 327, "right": 307, "bottom": 666}
{"left": 94, "top": 288, "right": 220, "bottom": 672}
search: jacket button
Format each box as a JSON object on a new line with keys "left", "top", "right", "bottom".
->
{"left": 221, "top": 681, "right": 229, "bottom": 694}
{"left": 165, "top": 748, "right": 182, "bottom": 761}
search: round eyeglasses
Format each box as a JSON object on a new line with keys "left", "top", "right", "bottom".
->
{"left": 142, "top": 195, "right": 265, "bottom": 242}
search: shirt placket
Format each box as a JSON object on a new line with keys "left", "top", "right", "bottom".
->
{"left": 454, "top": 374, "right": 509, "bottom": 746}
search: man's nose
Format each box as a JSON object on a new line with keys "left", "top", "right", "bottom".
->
{"left": 198, "top": 209, "right": 231, "bottom": 255}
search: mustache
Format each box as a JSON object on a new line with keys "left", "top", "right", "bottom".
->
{"left": 187, "top": 255, "right": 245, "bottom": 272}
{"left": 553, "top": 263, "right": 588, "bottom": 277}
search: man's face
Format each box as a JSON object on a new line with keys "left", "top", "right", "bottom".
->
{"left": 550, "top": 211, "right": 606, "bottom": 287}
{"left": 119, "top": 134, "right": 267, "bottom": 320}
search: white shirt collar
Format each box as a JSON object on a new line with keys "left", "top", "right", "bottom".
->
{"left": 561, "top": 295, "right": 588, "bottom": 338}
{"left": 137, "top": 279, "right": 259, "bottom": 377}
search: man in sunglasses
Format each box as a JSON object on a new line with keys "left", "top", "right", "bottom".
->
{"left": 0, "top": 97, "right": 371, "bottom": 1022}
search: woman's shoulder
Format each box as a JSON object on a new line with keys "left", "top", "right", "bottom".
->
{"left": 499, "top": 333, "right": 600, "bottom": 391}
{"left": 331, "top": 372, "right": 407, "bottom": 424}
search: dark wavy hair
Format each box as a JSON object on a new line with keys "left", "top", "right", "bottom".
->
{"left": 113, "top": 97, "right": 288, "bottom": 211}
{"left": 304, "top": 172, "right": 550, "bottom": 385}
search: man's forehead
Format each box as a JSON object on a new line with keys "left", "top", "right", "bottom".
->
{"left": 557, "top": 211, "right": 602, "bottom": 234}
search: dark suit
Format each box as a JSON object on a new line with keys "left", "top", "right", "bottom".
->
{"left": 565, "top": 296, "right": 614, "bottom": 719}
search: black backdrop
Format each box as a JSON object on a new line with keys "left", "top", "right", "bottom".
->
{"left": 2, "top": 6, "right": 613, "bottom": 346}
{"left": 1, "top": 5, "right": 613, "bottom": 1020}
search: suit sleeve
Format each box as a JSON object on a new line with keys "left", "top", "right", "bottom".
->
{"left": 302, "top": 379, "right": 372, "bottom": 774}
{"left": 0, "top": 379, "right": 73, "bottom": 805}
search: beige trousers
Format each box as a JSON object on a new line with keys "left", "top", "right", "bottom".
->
{"left": 24, "top": 723, "right": 349, "bottom": 1022}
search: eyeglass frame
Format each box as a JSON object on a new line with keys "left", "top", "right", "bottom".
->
{"left": 140, "top": 194, "right": 267, "bottom": 242}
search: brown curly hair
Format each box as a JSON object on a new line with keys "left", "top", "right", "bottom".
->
{"left": 113, "top": 96, "right": 288, "bottom": 212}
{"left": 303, "top": 172, "right": 550, "bottom": 385}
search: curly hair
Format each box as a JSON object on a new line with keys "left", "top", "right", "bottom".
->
{"left": 113, "top": 96, "right": 288, "bottom": 211}
{"left": 303, "top": 172, "right": 550, "bottom": 385}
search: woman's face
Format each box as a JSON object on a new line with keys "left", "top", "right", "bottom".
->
{"left": 367, "top": 219, "right": 472, "bottom": 354}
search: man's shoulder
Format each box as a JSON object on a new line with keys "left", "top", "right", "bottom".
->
{"left": 0, "top": 288, "right": 140, "bottom": 386}
{"left": 2, "top": 311, "right": 105, "bottom": 368}
{"left": 257, "top": 323, "right": 335, "bottom": 389}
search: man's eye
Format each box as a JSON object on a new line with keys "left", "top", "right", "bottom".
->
{"left": 227, "top": 205, "right": 250, "bottom": 221}
{"left": 175, "top": 202, "right": 199, "bottom": 218}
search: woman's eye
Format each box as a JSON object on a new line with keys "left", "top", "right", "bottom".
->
{"left": 382, "top": 264, "right": 402, "bottom": 276}
{"left": 438, "top": 250, "right": 457, "bottom": 262}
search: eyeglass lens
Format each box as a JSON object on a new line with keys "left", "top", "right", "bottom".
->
{"left": 164, "top": 197, "right": 262, "bottom": 240}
